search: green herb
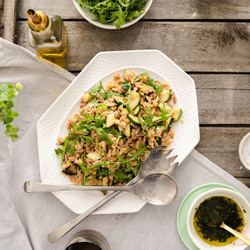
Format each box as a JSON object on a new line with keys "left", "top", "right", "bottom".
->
{"left": 55, "top": 148, "right": 63, "bottom": 155}
{"left": 90, "top": 144, "right": 147, "bottom": 169}
{"left": 140, "top": 72, "right": 148, "bottom": 77}
{"left": 78, "top": 0, "right": 148, "bottom": 29}
{"left": 194, "top": 196, "right": 244, "bottom": 244}
{"left": 146, "top": 78, "right": 163, "bottom": 95}
{"left": 121, "top": 81, "right": 131, "bottom": 91}
{"left": 0, "top": 83, "right": 23, "bottom": 141}
{"left": 88, "top": 97, "right": 99, "bottom": 106}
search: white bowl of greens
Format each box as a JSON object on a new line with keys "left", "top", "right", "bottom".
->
{"left": 72, "top": 0, "right": 153, "bottom": 29}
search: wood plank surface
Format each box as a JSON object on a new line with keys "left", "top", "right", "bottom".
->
{"left": 0, "top": 0, "right": 4, "bottom": 38}
{"left": 17, "top": 0, "right": 250, "bottom": 20}
{"left": 194, "top": 76, "right": 250, "bottom": 125}
{"left": 196, "top": 127, "right": 250, "bottom": 177}
{"left": 16, "top": 21, "right": 250, "bottom": 72}
{"left": 0, "top": 10, "right": 3, "bottom": 37}
{"left": 237, "top": 178, "right": 250, "bottom": 188}
{"left": 2, "top": 0, "right": 17, "bottom": 42}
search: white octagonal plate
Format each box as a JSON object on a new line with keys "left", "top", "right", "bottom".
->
{"left": 37, "top": 50, "right": 200, "bottom": 214}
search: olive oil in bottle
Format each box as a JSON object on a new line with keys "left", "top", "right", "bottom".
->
{"left": 27, "top": 9, "right": 67, "bottom": 68}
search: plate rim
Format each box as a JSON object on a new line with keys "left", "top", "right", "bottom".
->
{"left": 37, "top": 49, "right": 200, "bottom": 214}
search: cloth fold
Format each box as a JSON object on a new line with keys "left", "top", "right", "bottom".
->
{"left": 0, "top": 38, "right": 75, "bottom": 250}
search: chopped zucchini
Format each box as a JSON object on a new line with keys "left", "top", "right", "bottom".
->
{"left": 127, "top": 114, "right": 140, "bottom": 125}
{"left": 152, "top": 116, "right": 161, "bottom": 124}
{"left": 123, "top": 123, "right": 131, "bottom": 136}
{"left": 155, "top": 125, "right": 165, "bottom": 134}
{"left": 156, "top": 138, "right": 162, "bottom": 145}
{"left": 82, "top": 91, "right": 93, "bottom": 103}
{"left": 159, "top": 102, "right": 172, "bottom": 111}
{"left": 172, "top": 108, "right": 183, "bottom": 122}
{"left": 96, "top": 104, "right": 110, "bottom": 111}
{"left": 118, "top": 124, "right": 123, "bottom": 132}
{"left": 86, "top": 152, "right": 102, "bottom": 161}
{"left": 129, "top": 91, "right": 140, "bottom": 110}
{"left": 106, "top": 113, "right": 117, "bottom": 127}
{"left": 114, "top": 99, "right": 124, "bottom": 107}
{"left": 159, "top": 89, "right": 172, "bottom": 103}
{"left": 165, "top": 118, "right": 174, "bottom": 132}
{"left": 139, "top": 84, "right": 153, "bottom": 93}
{"left": 133, "top": 105, "right": 140, "bottom": 115}
{"left": 62, "top": 161, "right": 77, "bottom": 175}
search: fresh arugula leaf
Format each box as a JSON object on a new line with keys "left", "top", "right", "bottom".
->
{"left": 79, "top": 0, "right": 147, "bottom": 29}
{"left": 83, "top": 113, "right": 94, "bottom": 121}
{"left": 67, "top": 143, "right": 76, "bottom": 154}
{"left": 55, "top": 148, "right": 63, "bottom": 155}
{"left": 140, "top": 72, "right": 148, "bottom": 77}
{"left": 146, "top": 78, "right": 163, "bottom": 95}
{"left": 155, "top": 83, "right": 163, "bottom": 95}
{"left": 158, "top": 104, "right": 172, "bottom": 122}
{"left": 88, "top": 97, "right": 99, "bottom": 106}
{"left": 90, "top": 87, "right": 100, "bottom": 95}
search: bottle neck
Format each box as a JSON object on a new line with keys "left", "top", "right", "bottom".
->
{"left": 29, "top": 17, "right": 52, "bottom": 41}
{"left": 27, "top": 9, "right": 49, "bottom": 32}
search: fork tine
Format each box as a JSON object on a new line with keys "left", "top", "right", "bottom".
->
{"left": 165, "top": 161, "right": 179, "bottom": 175}
{"left": 164, "top": 148, "right": 174, "bottom": 156}
{"left": 153, "top": 145, "right": 167, "bottom": 153}
{"left": 147, "top": 145, "right": 167, "bottom": 159}
{"left": 167, "top": 155, "right": 178, "bottom": 163}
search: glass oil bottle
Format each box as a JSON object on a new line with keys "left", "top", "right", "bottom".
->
{"left": 27, "top": 9, "right": 67, "bottom": 68}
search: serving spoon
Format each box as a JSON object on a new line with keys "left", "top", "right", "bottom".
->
{"left": 26, "top": 145, "right": 179, "bottom": 243}
{"left": 207, "top": 210, "right": 250, "bottom": 245}
{"left": 25, "top": 173, "right": 177, "bottom": 205}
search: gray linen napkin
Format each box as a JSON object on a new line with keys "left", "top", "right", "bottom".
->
{"left": 0, "top": 38, "right": 75, "bottom": 250}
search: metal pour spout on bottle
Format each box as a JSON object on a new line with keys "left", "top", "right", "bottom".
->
{"left": 27, "top": 9, "right": 68, "bottom": 68}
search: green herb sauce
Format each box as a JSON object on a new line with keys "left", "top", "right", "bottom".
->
{"left": 193, "top": 196, "right": 245, "bottom": 246}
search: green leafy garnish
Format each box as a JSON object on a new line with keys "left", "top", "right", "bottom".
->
{"left": 146, "top": 78, "right": 163, "bottom": 95}
{"left": 55, "top": 148, "right": 63, "bottom": 155}
{"left": 78, "top": 0, "right": 148, "bottom": 29}
{"left": 121, "top": 81, "right": 131, "bottom": 91}
{"left": 0, "top": 83, "right": 23, "bottom": 141}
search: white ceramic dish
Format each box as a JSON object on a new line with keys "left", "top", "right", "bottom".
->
{"left": 187, "top": 188, "right": 250, "bottom": 250}
{"left": 239, "top": 132, "right": 250, "bottom": 171}
{"left": 37, "top": 50, "right": 200, "bottom": 214}
{"left": 72, "top": 0, "right": 153, "bottom": 29}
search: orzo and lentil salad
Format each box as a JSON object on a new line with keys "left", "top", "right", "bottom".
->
{"left": 55, "top": 71, "right": 182, "bottom": 187}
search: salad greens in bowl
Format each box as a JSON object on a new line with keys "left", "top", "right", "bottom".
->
{"left": 73, "top": 0, "right": 153, "bottom": 29}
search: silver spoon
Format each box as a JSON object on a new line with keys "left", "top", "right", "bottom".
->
{"left": 207, "top": 210, "right": 250, "bottom": 245}
{"left": 34, "top": 146, "right": 178, "bottom": 243}
{"left": 25, "top": 173, "right": 177, "bottom": 206}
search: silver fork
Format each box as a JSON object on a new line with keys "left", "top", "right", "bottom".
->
{"left": 45, "top": 145, "right": 179, "bottom": 243}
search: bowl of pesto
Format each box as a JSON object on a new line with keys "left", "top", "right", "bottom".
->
{"left": 72, "top": 0, "right": 153, "bottom": 29}
{"left": 187, "top": 188, "right": 250, "bottom": 249}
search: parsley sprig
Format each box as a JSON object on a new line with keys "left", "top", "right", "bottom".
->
{"left": 0, "top": 83, "right": 23, "bottom": 141}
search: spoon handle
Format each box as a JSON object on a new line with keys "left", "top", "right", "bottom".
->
{"left": 221, "top": 223, "right": 250, "bottom": 245}
{"left": 24, "top": 181, "right": 131, "bottom": 192}
{"left": 47, "top": 175, "right": 139, "bottom": 243}
{"left": 47, "top": 191, "right": 120, "bottom": 243}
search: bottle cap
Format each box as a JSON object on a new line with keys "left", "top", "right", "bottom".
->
{"left": 27, "top": 9, "right": 48, "bottom": 31}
